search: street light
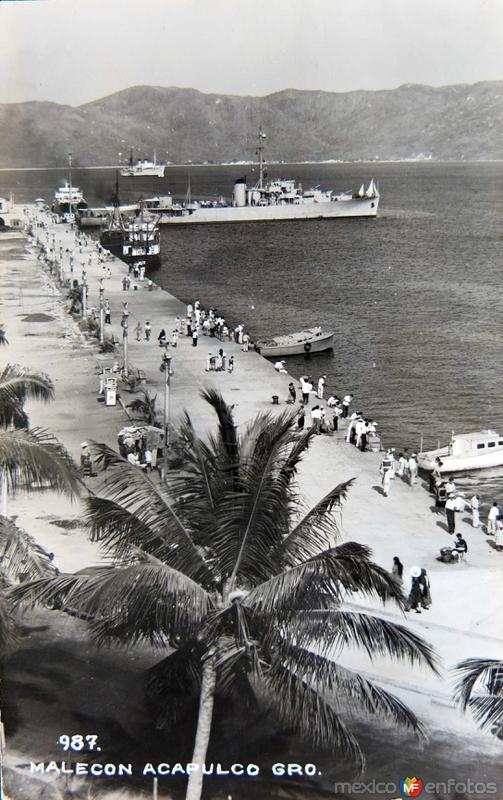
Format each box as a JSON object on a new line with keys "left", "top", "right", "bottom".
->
{"left": 121, "top": 302, "right": 129, "bottom": 378}
{"left": 81, "top": 270, "right": 87, "bottom": 318}
{"left": 99, "top": 278, "right": 105, "bottom": 344}
{"left": 162, "top": 351, "right": 173, "bottom": 482}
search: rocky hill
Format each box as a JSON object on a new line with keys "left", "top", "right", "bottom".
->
{"left": 1, "top": 82, "right": 502, "bottom": 167}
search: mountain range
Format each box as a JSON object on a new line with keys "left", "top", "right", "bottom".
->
{"left": 1, "top": 82, "right": 502, "bottom": 167}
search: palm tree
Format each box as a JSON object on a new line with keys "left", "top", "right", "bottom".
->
{"left": 0, "top": 364, "right": 81, "bottom": 515}
{"left": 12, "top": 390, "right": 438, "bottom": 800}
{"left": 0, "top": 515, "right": 62, "bottom": 653}
{"left": 453, "top": 658, "right": 503, "bottom": 738}
{"left": 127, "top": 388, "right": 158, "bottom": 425}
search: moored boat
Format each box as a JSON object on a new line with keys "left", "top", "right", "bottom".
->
{"left": 149, "top": 131, "right": 379, "bottom": 225}
{"left": 255, "top": 327, "right": 334, "bottom": 357}
{"left": 100, "top": 204, "right": 161, "bottom": 268}
{"left": 418, "top": 430, "right": 503, "bottom": 473}
{"left": 120, "top": 149, "right": 165, "bottom": 178}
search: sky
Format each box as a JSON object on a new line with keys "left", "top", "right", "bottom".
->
{"left": 1, "top": 0, "right": 502, "bottom": 105}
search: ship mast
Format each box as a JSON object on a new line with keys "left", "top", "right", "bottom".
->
{"left": 256, "top": 128, "right": 267, "bottom": 190}
{"left": 68, "top": 152, "right": 73, "bottom": 217}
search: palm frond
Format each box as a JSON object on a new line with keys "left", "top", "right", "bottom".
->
{"left": 0, "top": 427, "right": 81, "bottom": 497}
{"left": 452, "top": 658, "right": 503, "bottom": 730}
{"left": 0, "top": 364, "right": 54, "bottom": 428}
{"left": 0, "top": 517, "right": 59, "bottom": 583}
{"left": 276, "top": 479, "right": 355, "bottom": 565}
{"left": 271, "top": 639, "right": 426, "bottom": 736}
{"left": 222, "top": 411, "right": 299, "bottom": 588}
{"left": 0, "top": 327, "right": 7, "bottom": 346}
{"left": 201, "top": 387, "right": 240, "bottom": 475}
{"left": 246, "top": 543, "right": 405, "bottom": 621}
{"left": 86, "top": 441, "right": 216, "bottom": 586}
{"left": 10, "top": 562, "right": 212, "bottom": 647}
{"left": 265, "top": 660, "right": 364, "bottom": 766}
{"left": 282, "top": 609, "right": 439, "bottom": 673}
{"left": 85, "top": 495, "right": 170, "bottom": 562}
{"left": 0, "top": 591, "right": 18, "bottom": 655}
{"left": 147, "top": 642, "right": 203, "bottom": 729}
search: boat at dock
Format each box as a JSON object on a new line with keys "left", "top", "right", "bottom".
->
{"left": 100, "top": 204, "right": 161, "bottom": 268}
{"left": 52, "top": 154, "right": 87, "bottom": 219}
{"left": 146, "top": 131, "right": 379, "bottom": 225}
{"left": 120, "top": 149, "right": 165, "bottom": 178}
{"left": 52, "top": 181, "right": 87, "bottom": 218}
{"left": 255, "top": 327, "right": 334, "bottom": 357}
{"left": 418, "top": 430, "right": 503, "bottom": 473}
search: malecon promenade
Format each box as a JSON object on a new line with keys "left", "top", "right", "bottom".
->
{"left": 1, "top": 207, "right": 502, "bottom": 795}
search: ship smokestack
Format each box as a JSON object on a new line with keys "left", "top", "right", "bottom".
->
{"left": 233, "top": 177, "right": 247, "bottom": 207}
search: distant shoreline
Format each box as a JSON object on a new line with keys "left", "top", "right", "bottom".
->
{"left": 1, "top": 159, "right": 503, "bottom": 172}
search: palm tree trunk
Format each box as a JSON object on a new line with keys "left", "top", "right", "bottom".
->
{"left": 185, "top": 656, "right": 217, "bottom": 800}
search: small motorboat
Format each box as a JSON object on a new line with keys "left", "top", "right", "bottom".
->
{"left": 255, "top": 326, "right": 334, "bottom": 357}
{"left": 418, "top": 429, "right": 503, "bottom": 473}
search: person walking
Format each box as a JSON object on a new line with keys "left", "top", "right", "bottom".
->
{"left": 419, "top": 568, "right": 432, "bottom": 609}
{"left": 332, "top": 402, "right": 342, "bottom": 431}
{"left": 158, "top": 329, "right": 166, "bottom": 347}
{"left": 445, "top": 495, "right": 457, "bottom": 535}
{"left": 408, "top": 452, "right": 418, "bottom": 485}
{"left": 470, "top": 494, "right": 480, "bottom": 528}
{"left": 144, "top": 321, "right": 152, "bottom": 341}
{"left": 135, "top": 321, "right": 142, "bottom": 342}
{"left": 171, "top": 330, "right": 178, "bottom": 348}
{"left": 380, "top": 452, "right": 393, "bottom": 497}
{"left": 405, "top": 567, "right": 423, "bottom": 613}
{"left": 192, "top": 328, "right": 199, "bottom": 347}
{"left": 104, "top": 302, "right": 111, "bottom": 325}
{"left": 317, "top": 375, "right": 326, "bottom": 400}
{"left": 392, "top": 556, "right": 404, "bottom": 586}
{"left": 488, "top": 501, "right": 500, "bottom": 535}
{"left": 228, "top": 355, "right": 234, "bottom": 373}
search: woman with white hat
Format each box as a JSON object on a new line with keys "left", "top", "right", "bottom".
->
{"left": 405, "top": 566, "right": 423, "bottom": 613}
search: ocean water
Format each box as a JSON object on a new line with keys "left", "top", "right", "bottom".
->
{"left": 2, "top": 161, "right": 503, "bottom": 495}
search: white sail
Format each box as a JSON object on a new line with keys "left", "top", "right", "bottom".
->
{"left": 358, "top": 183, "right": 365, "bottom": 197}
{"left": 366, "top": 179, "right": 376, "bottom": 198}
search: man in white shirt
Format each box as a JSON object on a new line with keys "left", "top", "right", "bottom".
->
{"left": 445, "top": 495, "right": 457, "bottom": 534}
{"left": 470, "top": 494, "right": 480, "bottom": 528}
{"left": 487, "top": 501, "right": 500, "bottom": 535}
{"left": 274, "top": 360, "right": 287, "bottom": 374}
{"left": 342, "top": 393, "right": 353, "bottom": 419}
{"left": 317, "top": 375, "right": 326, "bottom": 399}
{"left": 310, "top": 406, "right": 321, "bottom": 434}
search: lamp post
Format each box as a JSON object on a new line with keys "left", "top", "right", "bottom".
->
{"left": 68, "top": 152, "right": 73, "bottom": 219}
{"left": 99, "top": 278, "right": 105, "bottom": 344}
{"left": 121, "top": 302, "right": 129, "bottom": 378}
{"left": 81, "top": 270, "right": 87, "bottom": 318}
{"left": 162, "top": 351, "right": 173, "bottom": 483}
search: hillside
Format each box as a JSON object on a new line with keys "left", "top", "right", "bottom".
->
{"left": 1, "top": 82, "right": 503, "bottom": 167}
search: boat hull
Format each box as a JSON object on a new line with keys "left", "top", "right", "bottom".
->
{"left": 120, "top": 167, "right": 165, "bottom": 178}
{"left": 418, "top": 449, "right": 503, "bottom": 474}
{"left": 154, "top": 195, "right": 379, "bottom": 225}
{"left": 257, "top": 332, "right": 334, "bottom": 358}
{"left": 100, "top": 240, "right": 161, "bottom": 269}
